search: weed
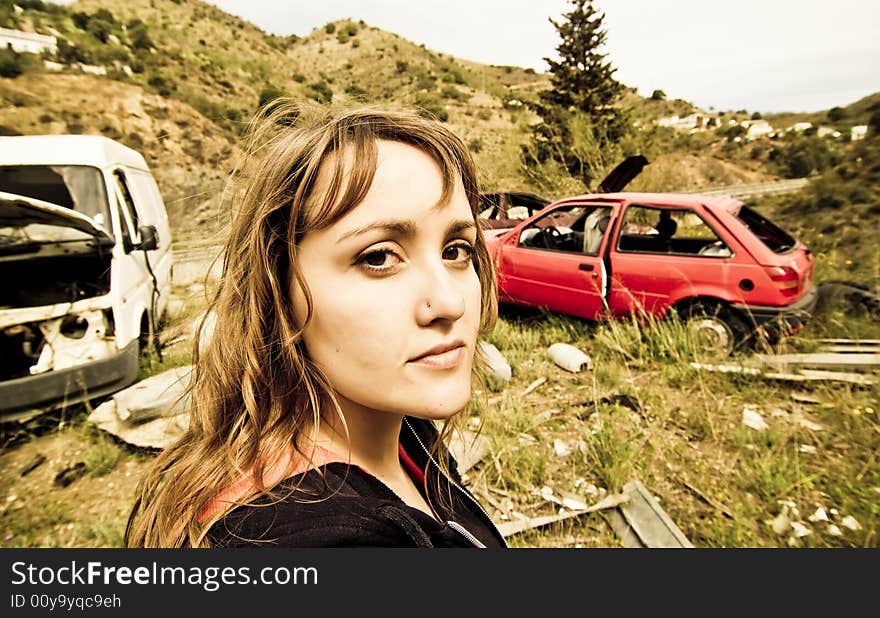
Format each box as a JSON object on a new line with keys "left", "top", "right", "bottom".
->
{"left": 581, "top": 415, "right": 641, "bottom": 492}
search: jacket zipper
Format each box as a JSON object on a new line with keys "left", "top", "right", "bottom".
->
{"left": 446, "top": 520, "right": 486, "bottom": 548}
{"left": 404, "top": 418, "right": 508, "bottom": 548}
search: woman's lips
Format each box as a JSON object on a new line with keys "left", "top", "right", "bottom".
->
{"left": 409, "top": 345, "right": 465, "bottom": 369}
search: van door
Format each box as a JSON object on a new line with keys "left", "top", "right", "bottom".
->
{"left": 125, "top": 170, "right": 172, "bottom": 319}
{"left": 109, "top": 169, "right": 153, "bottom": 347}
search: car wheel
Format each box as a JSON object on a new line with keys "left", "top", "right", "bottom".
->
{"left": 683, "top": 303, "right": 748, "bottom": 358}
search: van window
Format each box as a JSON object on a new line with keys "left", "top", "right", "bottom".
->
{"left": 0, "top": 165, "right": 112, "bottom": 235}
{"left": 113, "top": 170, "right": 141, "bottom": 246}
{"left": 735, "top": 205, "right": 797, "bottom": 253}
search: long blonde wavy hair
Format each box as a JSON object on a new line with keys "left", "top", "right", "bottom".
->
{"left": 125, "top": 103, "right": 498, "bottom": 547}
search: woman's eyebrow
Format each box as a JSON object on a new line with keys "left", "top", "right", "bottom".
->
{"left": 337, "top": 219, "right": 475, "bottom": 243}
{"left": 337, "top": 219, "right": 417, "bottom": 243}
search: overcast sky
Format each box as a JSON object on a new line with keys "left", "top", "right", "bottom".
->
{"left": 195, "top": 0, "right": 877, "bottom": 113}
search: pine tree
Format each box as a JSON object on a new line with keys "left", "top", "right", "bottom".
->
{"left": 523, "top": 0, "right": 628, "bottom": 188}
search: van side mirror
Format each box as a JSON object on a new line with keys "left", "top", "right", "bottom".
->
{"left": 136, "top": 225, "right": 159, "bottom": 251}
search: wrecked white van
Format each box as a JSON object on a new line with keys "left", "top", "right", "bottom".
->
{"left": 0, "top": 135, "right": 173, "bottom": 421}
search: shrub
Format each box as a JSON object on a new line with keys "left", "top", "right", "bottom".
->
{"left": 71, "top": 11, "right": 90, "bottom": 30}
{"left": 129, "top": 24, "right": 153, "bottom": 50}
{"left": 414, "top": 94, "right": 447, "bottom": 122}
{"left": 827, "top": 106, "right": 845, "bottom": 122}
{"left": 395, "top": 60, "right": 408, "bottom": 73}
{"left": 307, "top": 81, "right": 333, "bottom": 104}
{"left": 86, "top": 18, "right": 113, "bottom": 43}
{"left": 258, "top": 85, "right": 285, "bottom": 109}
{"left": 324, "top": 22, "right": 336, "bottom": 34}
{"left": 292, "top": 72, "right": 306, "bottom": 83}
{"left": 650, "top": 89, "right": 666, "bottom": 101}
{"left": 0, "top": 47, "right": 24, "bottom": 78}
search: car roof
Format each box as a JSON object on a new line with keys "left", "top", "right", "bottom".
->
{"left": 0, "top": 135, "right": 149, "bottom": 171}
{"left": 554, "top": 192, "right": 743, "bottom": 212}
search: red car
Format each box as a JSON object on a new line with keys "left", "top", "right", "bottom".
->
{"left": 484, "top": 191, "right": 817, "bottom": 356}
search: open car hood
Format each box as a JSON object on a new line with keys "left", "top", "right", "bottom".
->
{"left": 0, "top": 190, "right": 113, "bottom": 243}
{"left": 597, "top": 155, "right": 649, "bottom": 193}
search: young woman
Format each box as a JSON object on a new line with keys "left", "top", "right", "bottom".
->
{"left": 125, "top": 104, "right": 506, "bottom": 548}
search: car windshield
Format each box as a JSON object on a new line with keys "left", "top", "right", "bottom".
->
{"left": 0, "top": 222, "right": 97, "bottom": 255}
{"left": 0, "top": 165, "right": 112, "bottom": 236}
{"left": 735, "top": 205, "right": 797, "bottom": 253}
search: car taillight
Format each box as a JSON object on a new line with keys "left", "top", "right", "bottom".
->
{"left": 764, "top": 266, "right": 800, "bottom": 296}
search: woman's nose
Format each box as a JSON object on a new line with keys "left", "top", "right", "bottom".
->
{"left": 416, "top": 261, "right": 466, "bottom": 325}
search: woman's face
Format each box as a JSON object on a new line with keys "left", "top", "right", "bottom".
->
{"left": 292, "top": 140, "right": 482, "bottom": 421}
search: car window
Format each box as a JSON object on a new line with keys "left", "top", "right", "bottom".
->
{"left": 507, "top": 205, "right": 530, "bottom": 220}
{"left": 509, "top": 193, "right": 549, "bottom": 215}
{"left": 478, "top": 193, "right": 500, "bottom": 220}
{"left": 618, "top": 205, "right": 731, "bottom": 257}
{"left": 735, "top": 204, "right": 797, "bottom": 253}
{"left": 517, "top": 205, "right": 611, "bottom": 255}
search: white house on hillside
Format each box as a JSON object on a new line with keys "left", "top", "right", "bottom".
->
{"left": 0, "top": 27, "right": 57, "bottom": 55}
{"left": 746, "top": 120, "right": 774, "bottom": 139}
{"left": 851, "top": 125, "right": 868, "bottom": 141}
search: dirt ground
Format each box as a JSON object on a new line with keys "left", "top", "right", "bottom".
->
{"left": 0, "top": 426, "right": 155, "bottom": 548}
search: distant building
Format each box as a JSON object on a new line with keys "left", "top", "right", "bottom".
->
{"left": 656, "top": 113, "right": 713, "bottom": 131}
{"left": 851, "top": 125, "right": 868, "bottom": 141}
{"left": 746, "top": 120, "right": 774, "bottom": 140}
{"left": 817, "top": 126, "right": 842, "bottom": 139}
{"left": 0, "top": 27, "right": 57, "bottom": 55}
{"left": 78, "top": 63, "right": 107, "bottom": 76}
{"left": 788, "top": 122, "right": 813, "bottom": 133}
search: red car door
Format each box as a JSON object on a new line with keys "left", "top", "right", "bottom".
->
{"left": 496, "top": 203, "right": 617, "bottom": 320}
{"left": 608, "top": 202, "right": 739, "bottom": 317}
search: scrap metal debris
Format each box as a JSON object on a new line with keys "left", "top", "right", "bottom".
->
{"left": 680, "top": 478, "right": 734, "bottom": 519}
{"left": 521, "top": 377, "right": 547, "bottom": 396}
{"left": 547, "top": 343, "right": 593, "bottom": 373}
{"left": 448, "top": 429, "right": 490, "bottom": 475}
{"left": 87, "top": 365, "right": 193, "bottom": 449}
{"left": 19, "top": 453, "right": 46, "bottom": 477}
{"left": 479, "top": 341, "right": 512, "bottom": 383}
{"left": 54, "top": 462, "right": 87, "bottom": 487}
{"left": 742, "top": 405, "right": 769, "bottom": 431}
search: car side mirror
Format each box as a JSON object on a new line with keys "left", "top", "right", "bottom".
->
{"left": 135, "top": 225, "right": 159, "bottom": 251}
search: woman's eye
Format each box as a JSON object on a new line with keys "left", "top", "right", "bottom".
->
{"left": 442, "top": 241, "right": 474, "bottom": 263}
{"left": 355, "top": 248, "right": 402, "bottom": 273}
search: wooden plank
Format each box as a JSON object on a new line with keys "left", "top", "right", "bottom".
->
{"left": 604, "top": 509, "right": 644, "bottom": 548}
{"left": 815, "top": 339, "right": 880, "bottom": 346}
{"left": 618, "top": 480, "right": 694, "bottom": 548}
{"left": 816, "top": 345, "right": 880, "bottom": 354}
{"left": 756, "top": 353, "right": 880, "bottom": 373}
{"left": 762, "top": 370, "right": 874, "bottom": 387}
{"left": 496, "top": 493, "right": 627, "bottom": 538}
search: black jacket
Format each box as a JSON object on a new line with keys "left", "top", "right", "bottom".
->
{"left": 208, "top": 418, "right": 507, "bottom": 548}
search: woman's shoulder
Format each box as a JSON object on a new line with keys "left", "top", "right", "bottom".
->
{"left": 206, "top": 464, "right": 436, "bottom": 547}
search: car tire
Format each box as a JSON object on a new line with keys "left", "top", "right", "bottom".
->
{"left": 682, "top": 302, "right": 749, "bottom": 358}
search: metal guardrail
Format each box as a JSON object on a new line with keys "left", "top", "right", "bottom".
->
{"left": 696, "top": 178, "right": 809, "bottom": 199}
